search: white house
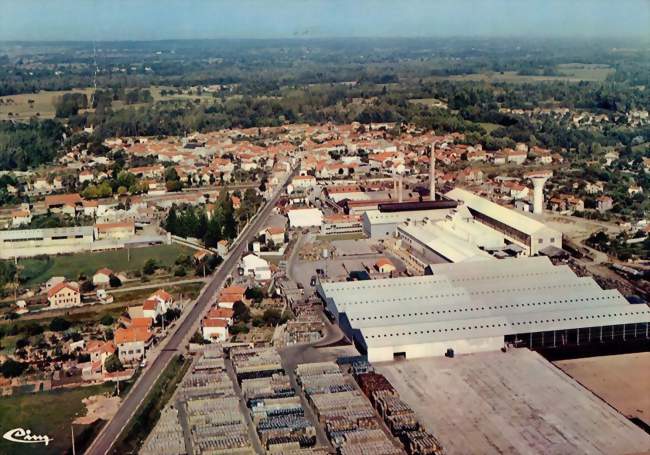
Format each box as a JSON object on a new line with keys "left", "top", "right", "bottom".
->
{"left": 202, "top": 318, "right": 229, "bottom": 341}
{"left": 92, "top": 268, "right": 113, "bottom": 287}
{"left": 241, "top": 253, "right": 272, "bottom": 281}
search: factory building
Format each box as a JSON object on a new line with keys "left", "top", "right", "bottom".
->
{"left": 361, "top": 201, "right": 458, "bottom": 239}
{"left": 0, "top": 226, "right": 95, "bottom": 259}
{"left": 445, "top": 188, "right": 562, "bottom": 255}
{"left": 317, "top": 256, "right": 650, "bottom": 362}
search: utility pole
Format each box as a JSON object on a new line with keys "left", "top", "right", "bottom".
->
{"left": 71, "top": 425, "right": 76, "bottom": 455}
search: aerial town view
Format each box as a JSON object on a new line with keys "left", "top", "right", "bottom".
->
{"left": 0, "top": 1, "right": 648, "bottom": 454}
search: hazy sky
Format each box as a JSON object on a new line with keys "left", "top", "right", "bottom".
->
{"left": 1, "top": 0, "right": 648, "bottom": 41}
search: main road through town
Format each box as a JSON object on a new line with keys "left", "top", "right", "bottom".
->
{"left": 86, "top": 167, "right": 296, "bottom": 455}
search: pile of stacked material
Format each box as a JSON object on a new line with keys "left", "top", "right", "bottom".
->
{"left": 140, "top": 407, "right": 186, "bottom": 455}
{"left": 231, "top": 346, "right": 283, "bottom": 381}
{"left": 356, "top": 371, "right": 444, "bottom": 455}
{"left": 241, "top": 373, "right": 294, "bottom": 405}
{"left": 296, "top": 361, "right": 404, "bottom": 453}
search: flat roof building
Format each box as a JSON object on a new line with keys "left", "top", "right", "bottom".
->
{"left": 318, "top": 256, "right": 650, "bottom": 362}
{"left": 0, "top": 226, "right": 95, "bottom": 259}
{"left": 361, "top": 208, "right": 453, "bottom": 239}
{"left": 446, "top": 188, "right": 561, "bottom": 255}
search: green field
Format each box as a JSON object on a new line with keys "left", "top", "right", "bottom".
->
{"left": 0, "top": 383, "right": 113, "bottom": 455}
{"left": 17, "top": 244, "right": 193, "bottom": 286}
{"left": 0, "top": 88, "right": 95, "bottom": 120}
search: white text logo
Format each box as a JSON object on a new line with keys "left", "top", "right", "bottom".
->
{"left": 3, "top": 428, "right": 53, "bottom": 446}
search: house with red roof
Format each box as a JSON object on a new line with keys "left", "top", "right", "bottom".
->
{"left": 217, "top": 285, "right": 247, "bottom": 309}
{"left": 47, "top": 282, "right": 81, "bottom": 308}
{"left": 114, "top": 327, "right": 153, "bottom": 365}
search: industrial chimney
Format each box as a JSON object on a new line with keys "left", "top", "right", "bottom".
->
{"left": 429, "top": 142, "right": 436, "bottom": 200}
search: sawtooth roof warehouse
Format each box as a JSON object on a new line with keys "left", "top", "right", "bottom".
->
{"left": 317, "top": 256, "right": 650, "bottom": 362}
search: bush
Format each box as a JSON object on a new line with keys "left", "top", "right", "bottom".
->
{"left": 100, "top": 314, "right": 115, "bottom": 326}
{"left": 262, "top": 309, "right": 283, "bottom": 326}
{"left": 174, "top": 266, "right": 187, "bottom": 277}
{"left": 229, "top": 322, "right": 249, "bottom": 335}
{"left": 80, "top": 280, "right": 95, "bottom": 293}
{"left": 109, "top": 275, "right": 122, "bottom": 288}
{"left": 142, "top": 259, "right": 158, "bottom": 275}
{"left": 104, "top": 353, "right": 123, "bottom": 373}
{"left": 49, "top": 317, "right": 71, "bottom": 332}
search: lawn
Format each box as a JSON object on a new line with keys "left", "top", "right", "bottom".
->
{"left": 18, "top": 244, "right": 193, "bottom": 286}
{"left": 0, "top": 383, "right": 113, "bottom": 455}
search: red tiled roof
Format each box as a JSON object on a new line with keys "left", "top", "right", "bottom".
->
{"left": 114, "top": 327, "right": 152, "bottom": 344}
{"left": 47, "top": 282, "right": 79, "bottom": 298}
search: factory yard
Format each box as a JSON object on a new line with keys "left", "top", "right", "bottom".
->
{"left": 555, "top": 352, "right": 650, "bottom": 428}
{"left": 376, "top": 349, "right": 650, "bottom": 455}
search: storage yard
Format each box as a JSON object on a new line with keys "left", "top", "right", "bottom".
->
{"left": 295, "top": 360, "right": 444, "bottom": 454}
{"left": 232, "top": 345, "right": 327, "bottom": 453}
{"left": 376, "top": 349, "right": 650, "bottom": 455}
{"left": 141, "top": 347, "right": 256, "bottom": 455}
{"left": 555, "top": 352, "right": 650, "bottom": 428}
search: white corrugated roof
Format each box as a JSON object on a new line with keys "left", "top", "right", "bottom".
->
{"left": 320, "top": 256, "right": 650, "bottom": 348}
{"left": 445, "top": 187, "right": 554, "bottom": 236}
{"left": 398, "top": 222, "right": 492, "bottom": 263}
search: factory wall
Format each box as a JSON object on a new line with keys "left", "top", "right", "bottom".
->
{"left": 367, "top": 336, "right": 505, "bottom": 362}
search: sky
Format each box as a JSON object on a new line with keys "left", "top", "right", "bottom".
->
{"left": 0, "top": 0, "right": 648, "bottom": 41}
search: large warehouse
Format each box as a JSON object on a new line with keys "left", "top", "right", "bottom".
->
{"left": 446, "top": 188, "right": 561, "bottom": 255}
{"left": 317, "top": 256, "right": 650, "bottom": 362}
{"left": 0, "top": 226, "right": 95, "bottom": 259}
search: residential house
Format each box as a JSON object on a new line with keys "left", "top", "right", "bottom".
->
{"left": 92, "top": 268, "right": 113, "bottom": 287}
{"left": 597, "top": 195, "right": 614, "bottom": 213}
{"left": 241, "top": 254, "right": 272, "bottom": 281}
{"left": 375, "top": 258, "right": 396, "bottom": 274}
{"left": 114, "top": 327, "right": 153, "bottom": 365}
{"left": 262, "top": 226, "right": 286, "bottom": 245}
{"left": 45, "top": 193, "right": 83, "bottom": 216}
{"left": 201, "top": 318, "right": 229, "bottom": 341}
{"left": 217, "top": 285, "right": 247, "bottom": 309}
{"left": 48, "top": 282, "right": 81, "bottom": 308}
{"left": 11, "top": 209, "right": 32, "bottom": 228}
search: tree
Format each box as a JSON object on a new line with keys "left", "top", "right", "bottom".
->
{"left": 100, "top": 314, "right": 115, "bottom": 326}
{"left": 142, "top": 259, "right": 158, "bottom": 275}
{"left": 0, "top": 359, "right": 28, "bottom": 378}
{"left": 80, "top": 280, "right": 95, "bottom": 293}
{"left": 109, "top": 274, "right": 122, "bottom": 288}
{"left": 232, "top": 301, "right": 251, "bottom": 323}
{"left": 104, "top": 353, "right": 123, "bottom": 373}
{"left": 245, "top": 287, "right": 264, "bottom": 303}
{"left": 49, "top": 317, "right": 71, "bottom": 332}
{"left": 262, "top": 308, "right": 283, "bottom": 326}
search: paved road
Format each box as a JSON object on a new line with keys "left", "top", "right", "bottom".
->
{"left": 86, "top": 170, "right": 296, "bottom": 455}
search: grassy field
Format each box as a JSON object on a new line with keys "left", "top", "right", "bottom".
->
{"left": 0, "top": 383, "right": 113, "bottom": 455}
{"left": 408, "top": 98, "right": 448, "bottom": 109}
{"left": 477, "top": 122, "right": 502, "bottom": 133}
{"left": 429, "top": 64, "right": 614, "bottom": 84}
{"left": 17, "top": 244, "right": 193, "bottom": 286}
{"left": 0, "top": 88, "right": 95, "bottom": 120}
